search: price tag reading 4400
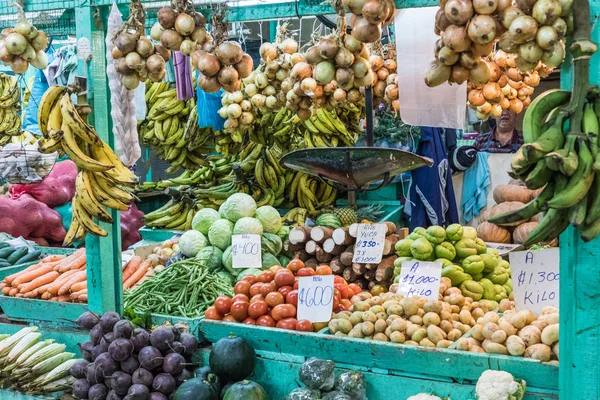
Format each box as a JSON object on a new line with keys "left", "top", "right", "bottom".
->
{"left": 396, "top": 261, "right": 442, "bottom": 300}
{"left": 297, "top": 275, "right": 334, "bottom": 323}
{"left": 231, "top": 234, "right": 261, "bottom": 269}
{"left": 353, "top": 224, "right": 386, "bottom": 264}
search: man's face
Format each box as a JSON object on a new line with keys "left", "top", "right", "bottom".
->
{"left": 497, "top": 111, "right": 516, "bottom": 131}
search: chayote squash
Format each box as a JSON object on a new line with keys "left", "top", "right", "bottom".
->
{"left": 485, "top": 266, "right": 509, "bottom": 285}
{"left": 479, "top": 278, "right": 496, "bottom": 301}
{"left": 446, "top": 224, "right": 464, "bottom": 241}
{"left": 410, "top": 238, "right": 433, "bottom": 260}
{"left": 454, "top": 239, "right": 478, "bottom": 259}
{"left": 474, "top": 238, "right": 488, "bottom": 254}
{"left": 435, "top": 242, "right": 456, "bottom": 261}
{"left": 408, "top": 227, "right": 427, "bottom": 241}
{"left": 395, "top": 239, "right": 414, "bottom": 257}
{"left": 462, "top": 255, "right": 485, "bottom": 275}
{"left": 480, "top": 252, "right": 499, "bottom": 273}
{"left": 460, "top": 280, "right": 484, "bottom": 301}
{"left": 426, "top": 225, "right": 447, "bottom": 244}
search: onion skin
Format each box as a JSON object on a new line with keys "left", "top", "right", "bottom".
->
{"left": 234, "top": 54, "right": 253, "bottom": 79}
{"left": 198, "top": 74, "right": 222, "bottom": 92}
{"left": 469, "top": 59, "right": 491, "bottom": 84}
{"left": 444, "top": 0, "right": 473, "bottom": 25}
{"left": 451, "top": 65, "right": 469, "bottom": 84}
{"left": 467, "top": 15, "right": 496, "bottom": 44}
{"left": 443, "top": 25, "right": 472, "bottom": 52}
{"left": 424, "top": 60, "right": 451, "bottom": 87}
{"left": 197, "top": 53, "right": 221, "bottom": 77}
{"left": 508, "top": 16, "right": 538, "bottom": 45}
{"left": 215, "top": 42, "right": 244, "bottom": 66}
{"left": 468, "top": 89, "right": 486, "bottom": 106}
{"left": 352, "top": 18, "right": 382, "bottom": 43}
{"left": 158, "top": 8, "right": 178, "bottom": 29}
{"left": 435, "top": 8, "right": 452, "bottom": 32}
{"left": 160, "top": 30, "right": 183, "bottom": 51}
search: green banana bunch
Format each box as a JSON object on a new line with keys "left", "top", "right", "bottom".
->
{"left": 492, "top": 89, "right": 600, "bottom": 245}
{"left": 144, "top": 196, "right": 201, "bottom": 231}
{"left": 281, "top": 207, "right": 308, "bottom": 226}
{"left": 0, "top": 73, "right": 21, "bottom": 145}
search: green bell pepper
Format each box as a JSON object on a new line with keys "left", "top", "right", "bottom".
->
{"left": 460, "top": 280, "right": 484, "bottom": 301}
{"left": 462, "top": 255, "right": 485, "bottom": 275}
{"left": 435, "top": 241, "right": 456, "bottom": 261}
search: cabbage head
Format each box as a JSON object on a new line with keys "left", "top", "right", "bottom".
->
{"left": 262, "top": 252, "right": 280, "bottom": 269}
{"left": 178, "top": 230, "right": 208, "bottom": 257}
{"left": 219, "top": 193, "right": 257, "bottom": 222}
{"left": 262, "top": 233, "right": 283, "bottom": 256}
{"left": 233, "top": 217, "right": 264, "bottom": 236}
{"left": 208, "top": 219, "right": 234, "bottom": 250}
{"left": 255, "top": 206, "right": 282, "bottom": 234}
{"left": 215, "top": 268, "right": 234, "bottom": 286}
{"left": 191, "top": 208, "right": 221, "bottom": 235}
{"left": 195, "top": 246, "right": 223, "bottom": 271}
{"left": 277, "top": 225, "right": 290, "bottom": 240}
{"left": 222, "top": 246, "right": 236, "bottom": 276}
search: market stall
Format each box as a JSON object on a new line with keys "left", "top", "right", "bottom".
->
{"left": 0, "top": 0, "right": 597, "bottom": 398}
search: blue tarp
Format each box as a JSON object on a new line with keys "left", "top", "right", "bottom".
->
{"left": 404, "top": 127, "right": 459, "bottom": 230}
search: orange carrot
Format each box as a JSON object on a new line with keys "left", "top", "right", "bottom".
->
{"left": 57, "top": 271, "right": 86, "bottom": 296}
{"left": 15, "top": 293, "right": 23, "bottom": 298}
{"left": 8, "top": 288, "right": 18, "bottom": 296}
{"left": 41, "top": 255, "right": 66, "bottom": 263}
{"left": 122, "top": 256, "right": 142, "bottom": 281}
{"left": 5, "top": 262, "right": 43, "bottom": 285}
{"left": 55, "top": 295, "right": 71, "bottom": 302}
{"left": 0, "top": 282, "right": 5, "bottom": 289}
{"left": 70, "top": 289, "right": 87, "bottom": 301}
{"left": 2, "top": 286, "right": 11, "bottom": 295}
{"left": 19, "top": 271, "right": 60, "bottom": 294}
{"left": 41, "top": 292, "right": 51, "bottom": 300}
{"left": 70, "top": 281, "right": 87, "bottom": 293}
{"left": 58, "top": 253, "right": 86, "bottom": 273}
{"left": 12, "top": 264, "right": 55, "bottom": 287}
{"left": 123, "top": 261, "right": 150, "bottom": 289}
{"left": 47, "top": 270, "right": 80, "bottom": 295}
{"left": 78, "top": 293, "right": 88, "bottom": 302}
{"left": 53, "top": 249, "right": 85, "bottom": 272}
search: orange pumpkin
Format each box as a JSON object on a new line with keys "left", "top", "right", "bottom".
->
{"left": 493, "top": 184, "right": 532, "bottom": 204}
{"left": 476, "top": 222, "right": 512, "bottom": 243}
{"left": 488, "top": 201, "right": 527, "bottom": 227}
{"left": 513, "top": 222, "right": 538, "bottom": 244}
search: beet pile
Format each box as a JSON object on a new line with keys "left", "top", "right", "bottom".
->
{"left": 72, "top": 312, "right": 199, "bottom": 400}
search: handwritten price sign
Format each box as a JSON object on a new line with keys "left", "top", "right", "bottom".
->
{"left": 396, "top": 261, "right": 442, "bottom": 300}
{"left": 353, "top": 224, "right": 386, "bottom": 264}
{"left": 297, "top": 275, "right": 334, "bottom": 323}
{"left": 231, "top": 234, "right": 261, "bottom": 269}
{"left": 509, "top": 248, "right": 559, "bottom": 315}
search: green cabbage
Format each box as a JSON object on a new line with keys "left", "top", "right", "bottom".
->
{"left": 178, "top": 230, "right": 208, "bottom": 257}
{"left": 262, "top": 252, "right": 280, "bottom": 269}
{"left": 207, "top": 219, "right": 234, "bottom": 250}
{"left": 222, "top": 246, "right": 236, "bottom": 276}
{"left": 262, "top": 233, "right": 283, "bottom": 256}
{"left": 195, "top": 246, "right": 223, "bottom": 271}
{"left": 219, "top": 193, "right": 257, "bottom": 222}
{"left": 235, "top": 268, "right": 263, "bottom": 282}
{"left": 191, "top": 208, "right": 221, "bottom": 235}
{"left": 215, "top": 268, "right": 234, "bottom": 286}
{"left": 277, "top": 225, "right": 291, "bottom": 240}
{"left": 255, "top": 206, "right": 282, "bottom": 233}
{"left": 233, "top": 217, "right": 264, "bottom": 235}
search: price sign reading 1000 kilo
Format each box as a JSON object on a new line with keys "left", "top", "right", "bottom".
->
{"left": 353, "top": 224, "right": 386, "bottom": 264}
{"left": 231, "top": 234, "right": 261, "bottom": 269}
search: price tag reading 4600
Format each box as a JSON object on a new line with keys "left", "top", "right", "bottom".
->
{"left": 297, "top": 275, "right": 334, "bottom": 323}
{"left": 231, "top": 234, "right": 261, "bottom": 269}
{"left": 353, "top": 224, "right": 386, "bottom": 264}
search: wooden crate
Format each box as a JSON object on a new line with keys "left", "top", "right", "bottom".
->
{"left": 199, "top": 320, "right": 558, "bottom": 399}
{"left": 139, "top": 227, "right": 183, "bottom": 242}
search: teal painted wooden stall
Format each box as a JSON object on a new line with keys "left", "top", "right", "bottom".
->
{"left": 0, "top": 0, "right": 597, "bottom": 399}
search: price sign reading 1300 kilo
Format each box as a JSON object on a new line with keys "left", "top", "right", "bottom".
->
{"left": 353, "top": 224, "right": 386, "bottom": 264}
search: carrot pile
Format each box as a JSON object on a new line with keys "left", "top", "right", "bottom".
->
{"left": 0, "top": 251, "right": 155, "bottom": 303}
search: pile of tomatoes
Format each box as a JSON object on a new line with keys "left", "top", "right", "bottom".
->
{"left": 204, "top": 259, "right": 363, "bottom": 331}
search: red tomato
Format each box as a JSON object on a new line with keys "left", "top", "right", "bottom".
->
{"left": 271, "top": 304, "right": 296, "bottom": 321}
{"left": 278, "top": 285, "right": 293, "bottom": 297}
{"left": 232, "top": 294, "right": 249, "bottom": 303}
{"left": 248, "top": 300, "right": 269, "bottom": 319}
{"left": 333, "top": 296, "right": 340, "bottom": 311}
{"left": 348, "top": 283, "right": 362, "bottom": 295}
{"left": 257, "top": 271, "right": 275, "bottom": 283}
{"left": 265, "top": 292, "right": 285, "bottom": 308}
{"left": 242, "top": 275, "right": 258, "bottom": 285}
{"left": 296, "top": 268, "right": 316, "bottom": 277}
{"left": 242, "top": 317, "right": 256, "bottom": 325}
{"left": 333, "top": 288, "right": 342, "bottom": 299}
{"left": 285, "top": 290, "right": 299, "bottom": 306}
{"left": 334, "top": 276, "right": 347, "bottom": 285}
{"left": 214, "top": 296, "right": 232, "bottom": 315}
{"left": 249, "top": 282, "right": 263, "bottom": 297}
{"left": 269, "top": 265, "right": 284, "bottom": 275}
{"left": 315, "top": 265, "right": 333, "bottom": 275}
{"left": 256, "top": 315, "right": 276, "bottom": 327}
{"left": 250, "top": 294, "right": 265, "bottom": 304}
{"left": 274, "top": 270, "right": 295, "bottom": 288}
{"left": 340, "top": 286, "right": 353, "bottom": 299}
{"left": 204, "top": 306, "right": 222, "bottom": 320}
{"left": 293, "top": 281, "right": 299, "bottom": 290}
{"left": 259, "top": 281, "right": 277, "bottom": 297}
{"left": 287, "top": 259, "right": 304, "bottom": 273}
{"left": 234, "top": 281, "right": 251, "bottom": 296}
{"left": 276, "top": 317, "right": 298, "bottom": 330}
{"left": 296, "top": 320, "right": 314, "bottom": 332}
{"left": 222, "top": 314, "right": 237, "bottom": 323}
{"left": 230, "top": 301, "right": 249, "bottom": 322}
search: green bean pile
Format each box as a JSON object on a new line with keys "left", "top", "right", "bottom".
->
{"left": 123, "top": 259, "right": 233, "bottom": 318}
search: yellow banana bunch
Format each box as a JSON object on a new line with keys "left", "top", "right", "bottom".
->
{"left": 37, "top": 85, "right": 138, "bottom": 245}
{"left": 0, "top": 73, "right": 22, "bottom": 145}
{"left": 282, "top": 207, "right": 308, "bottom": 226}
{"left": 492, "top": 89, "right": 600, "bottom": 245}
{"left": 286, "top": 171, "right": 337, "bottom": 214}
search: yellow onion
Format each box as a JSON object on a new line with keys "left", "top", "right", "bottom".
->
{"left": 291, "top": 52, "right": 306, "bottom": 65}
{"left": 318, "top": 37, "right": 338, "bottom": 60}
{"left": 174, "top": 13, "right": 195, "bottom": 36}
{"left": 197, "top": 53, "right": 220, "bottom": 77}
{"left": 150, "top": 22, "right": 165, "bottom": 41}
{"left": 384, "top": 59, "right": 397, "bottom": 72}
{"left": 373, "top": 80, "right": 386, "bottom": 97}
{"left": 343, "top": 35, "right": 363, "bottom": 54}
{"left": 351, "top": 56, "right": 370, "bottom": 78}
{"left": 223, "top": 118, "right": 239, "bottom": 130}
{"left": 496, "top": 0, "right": 512, "bottom": 11}
{"left": 240, "top": 99, "right": 252, "bottom": 111}
{"left": 536, "top": 26, "right": 558, "bottom": 50}
{"left": 276, "top": 68, "right": 288, "bottom": 81}
{"left": 541, "top": 41, "right": 565, "bottom": 68}
{"left": 468, "top": 89, "right": 486, "bottom": 106}
{"left": 313, "top": 61, "right": 335, "bottom": 85}
{"left": 279, "top": 38, "right": 298, "bottom": 54}
{"left": 473, "top": 0, "right": 498, "bottom": 14}
{"left": 501, "top": 84, "right": 511, "bottom": 96}
{"left": 435, "top": 8, "right": 452, "bottom": 32}
{"left": 444, "top": 0, "right": 473, "bottom": 25}
{"left": 217, "top": 106, "right": 228, "bottom": 118}
{"left": 467, "top": 15, "right": 496, "bottom": 44}
{"left": 438, "top": 46, "right": 459, "bottom": 66}
{"left": 472, "top": 41, "right": 494, "bottom": 57}
{"left": 532, "top": 0, "right": 562, "bottom": 25}
{"left": 121, "top": 73, "right": 140, "bottom": 90}
{"left": 424, "top": 59, "right": 451, "bottom": 87}
{"left": 234, "top": 54, "right": 253, "bottom": 79}
{"left": 459, "top": 52, "right": 478, "bottom": 69}
{"left": 297, "top": 108, "right": 311, "bottom": 120}
{"left": 495, "top": 50, "right": 508, "bottom": 68}
{"left": 385, "top": 84, "right": 399, "bottom": 100}
{"left": 509, "top": 98, "right": 524, "bottom": 113}
{"left": 508, "top": 16, "right": 538, "bottom": 44}
{"left": 160, "top": 30, "right": 183, "bottom": 51}
{"left": 254, "top": 72, "right": 269, "bottom": 89}
{"left": 125, "top": 51, "right": 143, "bottom": 70}
{"left": 335, "top": 47, "right": 355, "bottom": 68}
{"left": 299, "top": 96, "right": 312, "bottom": 109}
{"left": 451, "top": 65, "right": 469, "bottom": 84}
{"left": 217, "top": 66, "right": 239, "bottom": 86}
{"left": 291, "top": 62, "right": 313, "bottom": 80}
{"left": 524, "top": 72, "right": 540, "bottom": 86}
{"left": 305, "top": 45, "right": 324, "bottom": 65}
{"left": 20, "top": 45, "right": 36, "bottom": 62}
{"left": 489, "top": 103, "right": 502, "bottom": 117}
{"left": 552, "top": 17, "right": 567, "bottom": 38}
{"left": 352, "top": 18, "right": 382, "bottom": 43}
{"left": 300, "top": 77, "right": 318, "bottom": 94}
{"left": 180, "top": 39, "right": 196, "bottom": 56}
{"left": 488, "top": 62, "right": 502, "bottom": 82}
{"left": 477, "top": 102, "right": 492, "bottom": 113}
{"left": 30, "top": 50, "right": 48, "bottom": 69}
{"left": 260, "top": 42, "right": 277, "bottom": 61}
{"left": 475, "top": 110, "right": 489, "bottom": 121}
{"left": 154, "top": 44, "right": 170, "bottom": 62}
{"left": 469, "top": 59, "right": 491, "bottom": 84}
{"left": 508, "top": 78, "right": 524, "bottom": 89}
{"left": 377, "top": 67, "right": 389, "bottom": 81}
{"left": 515, "top": 55, "right": 538, "bottom": 72}
{"left": 252, "top": 93, "right": 267, "bottom": 107}
{"left": 498, "top": 32, "right": 520, "bottom": 53}
{"left": 501, "top": 6, "right": 524, "bottom": 29}
{"left": 198, "top": 74, "right": 221, "bottom": 92}
{"left": 347, "top": 89, "right": 361, "bottom": 103}
{"left": 482, "top": 81, "right": 502, "bottom": 103}
{"left": 443, "top": 25, "right": 472, "bottom": 52}
{"left": 333, "top": 88, "right": 347, "bottom": 102}
{"left": 215, "top": 42, "right": 244, "bottom": 66}
{"left": 497, "top": 74, "right": 508, "bottom": 87}
{"left": 191, "top": 28, "right": 207, "bottom": 44}
{"left": 31, "top": 31, "right": 49, "bottom": 52}
{"left": 158, "top": 7, "right": 177, "bottom": 29}
{"left": 519, "top": 41, "right": 543, "bottom": 64}
{"left": 324, "top": 81, "right": 338, "bottom": 93}
{"left": 362, "top": 0, "right": 387, "bottom": 24}
{"left": 244, "top": 83, "right": 258, "bottom": 96}
{"left": 522, "top": 97, "right": 531, "bottom": 108}
{"left": 146, "top": 54, "right": 166, "bottom": 74}
{"left": 240, "top": 112, "right": 254, "bottom": 125}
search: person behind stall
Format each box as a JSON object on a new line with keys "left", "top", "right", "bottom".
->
{"left": 473, "top": 110, "right": 523, "bottom": 153}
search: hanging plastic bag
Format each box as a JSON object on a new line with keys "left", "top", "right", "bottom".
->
{"left": 197, "top": 71, "right": 225, "bottom": 131}
{"left": 173, "top": 51, "right": 194, "bottom": 100}
{"left": 106, "top": 0, "right": 141, "bottom": 167}
{"left": 395, "top": 8, "right": 466, "bottom": 129}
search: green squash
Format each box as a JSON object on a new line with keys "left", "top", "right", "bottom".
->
{"left": 174, "top": 377, "right": 220, "bottom": 400}
{"left": 209, "top": 335, "right": 256, "bottom": 382}
{"left": 223, "top": 380, "right": 267, "bottom": 400}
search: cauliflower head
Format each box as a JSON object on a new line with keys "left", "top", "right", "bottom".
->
{"left": 475, "top": 370, "right": 526, "bottom": 400}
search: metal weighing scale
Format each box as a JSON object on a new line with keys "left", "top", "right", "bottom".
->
{"left": 280, "top": 88, "right": 434, "bottom": 209}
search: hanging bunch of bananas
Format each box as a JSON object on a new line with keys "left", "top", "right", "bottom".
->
{"left": 144, "top": 194, "right": 201, "bottom": 231}
{"left": 37, "top": 85, "right": 137, "bottom": 245}
{"left": 490, "top": 88, "right": 600, "bottom": 245}
{"left": 0, "top": 73, "right": 22, "bottom": 145}
{"left": 140, "top": 81, "right": 214, "bottom": 172}
{"left": 282, "top": 207, "right": 308, "bottom": 226}
{"left": 300, "top": 106, "right": 362, "bottom": 148}
{"left": 286, "top": 171, "right": 337, "bottom": 214}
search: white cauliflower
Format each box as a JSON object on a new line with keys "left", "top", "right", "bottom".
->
{"left": 407, "top": 395, "right": 442, "bottom": 400}
{"left": 475, "top": 370, "right": 526, "bottom": 400}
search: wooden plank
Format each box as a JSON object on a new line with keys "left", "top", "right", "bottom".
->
{"left": 0, "top": 321, "right": 88, "bottom": 354}
{"left": 0, "top": 297, "right": 88, "bottom": 327}
{"left": 199, "top": 320, "right": 559, "bottom": 391}
{"left": 195, "top": 348, "right": 557, "bottom": 400}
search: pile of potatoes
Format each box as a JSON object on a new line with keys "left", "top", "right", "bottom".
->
{"left": 465, "top": 306, "right": 559, "bottom": 362}
{"left": 328, "top": 277, "right": 496, "bottom": 347}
